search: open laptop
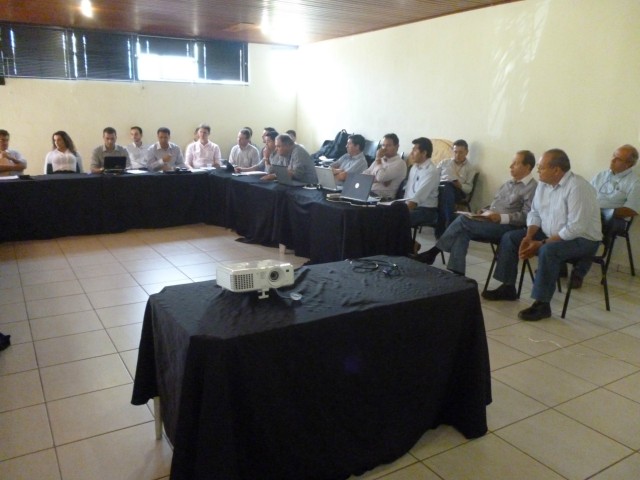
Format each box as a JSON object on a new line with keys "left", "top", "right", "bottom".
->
{"left": 272, "top": 164, "right": 306, "bottom": 187}
{"left": 340, "top": 173, "right": 378, "bottom": 204}
{"left": 103, "top": 155, "right": 128, "bottom": 174}
{"left": 315, "top": 166, "right": 342, "bottom": 191}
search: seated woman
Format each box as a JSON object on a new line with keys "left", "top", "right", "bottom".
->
{"left": 44, "top": 131, "right": 84, "bottom": 173}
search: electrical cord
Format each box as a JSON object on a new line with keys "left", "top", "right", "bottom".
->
{"left": 349, "top": 259, "right": 401, "bottom": 277}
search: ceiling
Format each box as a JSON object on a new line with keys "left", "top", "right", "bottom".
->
{"left": 1, "top": 0, "right": 518, "bottom": 46}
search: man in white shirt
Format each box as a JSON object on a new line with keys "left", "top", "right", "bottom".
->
{"left": 363, "top": 133, "right": 407, "bottom": 199}
{"left": 146, "top": 127, "right": 186, "bottom": 172}
{"left": 0, "top": 129, "right": 27, "bottom": 176}
{"left": 90, "top": 127, "right": 130, "bottom": 174}
{"left": 229, "top": 128, "right": 260, "bottom": 168}
{"left": 126, "top": 126, "right": 149, "bottom": 169}
{"left": 185, "top": 124, "right": 221, "bottom": 169}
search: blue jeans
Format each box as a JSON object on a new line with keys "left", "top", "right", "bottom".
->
{"left": 436, "top": 215, "right": 522, "bottom": 275}
{"left": 493, "top": 229, "right": 600, "bottom": 302}
{"left": 410, "top": 207, "right": 438, "bottom": 228}
{"left": 436, "top": 182, "right": 466, "bottom": 237}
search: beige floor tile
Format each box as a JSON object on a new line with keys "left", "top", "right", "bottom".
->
{"left": 29, "top": 310, "right": 103, "bottom": 341}
{"left": 487, "top": 337, "right": 530, "bottom": 371}
{"left": 140, "top": 279, "right": 193, "bottom": 295}
{"left": 56, "top": 422, "right": 172, "bottom": 480}
{"left": 0, "top": 342, "right": 37, "bottom": 375}
{"left": 492, "top": 358, "right": 596, "bottom": 406}
{"left": 0, "top": 273, "right": 21, "bottom": 290}
{"left": 110, "top": 247, "right": 163, "bottom": 262}
{"left": 34, "top": 330, "right": 116, "bottom": 367}
{"left": 178, "top": 262, "right": 218, "bottom": 279}
{"left": 66, "top": 252, "right": 118, "bottom": 267}
{"left": 130, "top": 267, "right": 190, "bottom": 285}
{"left": 0, "top": 320, "right": 31, "bottom": 344}
{"left": 487, "top": 322, "right": 572, "bottom": 357}
{"left": 78, "top": 272, "right": 139, "bottom": 293}
{"left": 18, "top": 257, "right": 69, "bottom": 274}
{"left": 119, "top": 349, "right": 139, "bottom": 378}
{"left": 23, "top": 279, "right": 84, "bottom": 301}
{"left": 14, "top": 241, "right": 62, "bottom": 259}
{"left": 123, "top": 257, "right": 173, "bottom": 273}
{"left": 538, "top": 343, "right": 639, "bottom": 385}
{"left": 0, "top": 448, "right": 61, "bottom": 480}
{"left": 95, "top": 301, "right": 147, "bottom": 328}
{"left": 72, "top": 262, "right": 128, "bottom": 279}
{"left": 529, "top": 310, "right": 612, "bottom": 342}
{"left": 87, "top": 285, "right": 149, "bottom": 309}
{"left": 574, "top": 302, "right": 639, "bottom": 330}
{"left": 190, "top": 275, "right": 217, "bottom": 283}
{"left": 0, "top": 301, "right": 27, "bottom": 324}
{"left": 481, "top": 306, "right": 520, "bottom": 331}
{"left": 409, "top": 424, "right": 469, "bottom": 460}
{"left": 0, "top": 370, "right": 44, "bottom": 413}
{"left": 556, "top": 389, "right": 640, "bottom": 450}
{"left": 0, "top": 404, "right": 53, "bottom": 461}
{"left": 424, "top": 433, "right": 563, "bottom": 480}
{"left": 20, "top": 268, "right": 76, "bottom": 286}
{"left": 486, "top": 379, "right": 547, "bottom": 431}
{"left": 495, "top": 410, "right": 632, "bottom": 480}
{"left": 0, "top": 287, "right": 23, "bottom": 306}
{"left": 368, "top": 462, "right": 441, "bottom": 480}
{"left": 26, "top": 293, "right": 93, "bottom": 320}
{"left": 107, "top": 323, "right": 142, "bottom": 352}
{"left": 606, "top": 371, "right": 640, "bottom": 403}
{"left": 348, "top": 453, "right": 418, "bottom": 480}
{"left": 48, "top": 384, "right": 153, "bottom": 445}
{"left": 0, "top": 261, "right": 19, "bottom": 276}
{"left": 583, "top": 331, "right": 640, "bottom": 367}
{"left": 619, "top": 322, "right": 640, "bottom": 340}
{"left": 590, "top": 453, "right": 640, "bottom": 480}
{"left": 165, "top": 251, "right": 217, "bottom": 267}
{"left": 40, "top": 354, "right": 132, "bottom": 401}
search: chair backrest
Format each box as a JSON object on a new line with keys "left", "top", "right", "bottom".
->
{"left": 363, "top": 140, "right": 378, "bottom": 165}
{"left": 456, "top": 172, "right": 480, "bottom": 211}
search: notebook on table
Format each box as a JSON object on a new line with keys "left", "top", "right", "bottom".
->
{"left": 103, "top": 156, "right": 128, "bottom": 174}
{"left": 315, "top": 166, "right": 342, "bottom": 191}
{"left": 340, "top": 173, "right": 378, "bottom": 204}
{"left": 272, "top": 164, "right": 306, "bottom": 187}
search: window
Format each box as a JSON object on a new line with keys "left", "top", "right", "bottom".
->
{"left": 0, "top": 23, "right": 248, "bottom": 84}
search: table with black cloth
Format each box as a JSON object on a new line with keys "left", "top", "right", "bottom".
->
{"left": 131, "top": 256, "right": 491, "bottom": 480}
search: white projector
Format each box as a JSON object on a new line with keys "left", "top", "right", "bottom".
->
{"left": 216, "top": 259, "right": 295, "bottom": 299}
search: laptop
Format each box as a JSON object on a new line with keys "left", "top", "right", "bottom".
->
{"left": 340, "top": 173, "right": 378, "bottom": 204}
{"left": 103, "top": 156, "right": 128, "bottom": 174}
{"left": 272, "top": 164, "right": 306, "bottom": 187}
{"left": 315, "top": 166, "right": 342, "bottom": 191}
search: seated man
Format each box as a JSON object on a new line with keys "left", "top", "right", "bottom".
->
{"left": 185, "top": 124, "right": 221, "bottom": 169}
{"left": 363, "top": 133, "right": 407, "bottom": 199}
{"left": 236, "top": 130, "right": 277, "bottom": 173}
{"left": 571, "top": 143, "right": 639, "bottom": 287}
{"left": 262, "top": 134, "right": 318, "bottom": 184}
{"left": 126, "top": 126, "right": 149, "bottom": 169}
{"left": 330, "top": 134, "right": 368, "bottom": 184}
{"left": 417, "top": 150, "right": 537, "bottom": 275}
{"left": 90, "top": 127, "right": 130, "bottom": 174}
{"left": 436, "top": 139, "right": 477, "bottom": 236}
{"left": 229, "top": 128, "right": 260, "bottom": 168}
{"left": 0, "top": 129, "right": 27, "bottom": 176}
{"left": 146, "top": 127, "right": 186, "bottom": 172}
{"left": 482, "top": 149, "right": 601, "bottom": 321}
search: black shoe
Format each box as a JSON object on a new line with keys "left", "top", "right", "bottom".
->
{"left": 569, "top": 275, "right": 583, "bottom": 289}
{"left": 482, "top": 284, "right": 517, "bottom": 301}
{"left": 518, "top": 301, "right": 551, "bottom": 321}
{"left": 415, "top": 247, "right": 440, "bottom": 265}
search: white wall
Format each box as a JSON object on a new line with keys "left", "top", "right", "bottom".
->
{"left": 1, "top": 44, "right": 299, "bottom": 173}
{"left": 296, "top": 0, "right": 640, "bottom": 271}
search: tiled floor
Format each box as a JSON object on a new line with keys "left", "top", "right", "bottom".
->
{"left": 1, "top": 224, "right": 639, "bottom": 479}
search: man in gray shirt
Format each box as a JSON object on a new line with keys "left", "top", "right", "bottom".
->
{"left": 330, "top": 134, "right": 368, "bottom": 184}
{"left": 90, "top": 127, "right": 130, "bottom": 174}
{"left": 417, "top": 150, "right": 537, "bottom": 275}
{"left": 483, "top": 149, "right": 601, "bottom": 321}
{"left": 262, "top": 134, "right": 318, "bottom": 184}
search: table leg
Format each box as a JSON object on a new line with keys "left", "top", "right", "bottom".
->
{"left": 153, "top": 396, "right": 162, "bottom": 440}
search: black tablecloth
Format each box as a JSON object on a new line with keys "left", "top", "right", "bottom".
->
{"left": 131, "top": 256, "right": 491, "bottom": 480}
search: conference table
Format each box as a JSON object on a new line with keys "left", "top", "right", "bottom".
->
{"left": 131, "top": 256, "right": 491, "bottom": 480}
{"left": 0, "top": 171, "right": 413, "bottom": 263}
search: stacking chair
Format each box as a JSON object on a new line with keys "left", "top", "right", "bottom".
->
{"left": 455, "top": 172, "right": 479, "bottom": 212}
{"left": 605, "top": 216, "right": 635, "bottom": 276}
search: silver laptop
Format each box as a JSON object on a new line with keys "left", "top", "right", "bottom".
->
{"left": 272, "top": 164, "right": 306, "bottom": 187}
{"left": 315, "top": 166, "right": 342, "bottom": 191}
{"left": 103, "top": 156, "right": 127, "bottom": 174}
{"left": 340, "top": 173, "right": 378, "bottom": 204}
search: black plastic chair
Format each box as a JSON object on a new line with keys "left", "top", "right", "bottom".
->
{"left": 455, "top": 172, "right": 479, "bottom": 212}
{"left": 606, "top": 216, "right": 635, "bottom": 276}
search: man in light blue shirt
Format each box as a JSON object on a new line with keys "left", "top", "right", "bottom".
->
{"left": 146, "top": 127, "right": 185, "bottom": 172}
{"left": 483, "top": 149, "right": 601, "bottom": 321}
{"left": 330, "top": 134, "right": 368, "bottom": 185}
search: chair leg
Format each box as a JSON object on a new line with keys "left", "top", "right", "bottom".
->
{"left": 412, "top": 227, "right": 418, "bottom": 243}
{"left": 625, "top": 235, "right": 635, "bottom": 276}
{"left": 517, "top": 259, "right": 530, "bottom": 298}
{"left": 483, "top": 244, "right": 498, "bottom": 293}
{"left": 601, "top": 261, "right": 610, "bottom": 311}
{"left": 440, "top": 251, "right": 445, "bottom": 265}
{"left": 561, "top": 269, "right": 574, "bottom": 319}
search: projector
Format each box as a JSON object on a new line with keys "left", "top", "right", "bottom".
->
{"left": 216, "top": 259, "right": 295, "bottom": 299}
